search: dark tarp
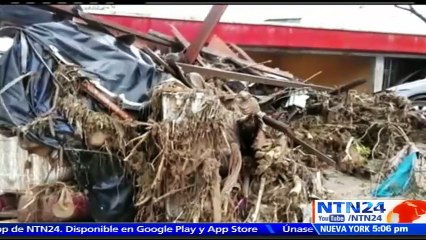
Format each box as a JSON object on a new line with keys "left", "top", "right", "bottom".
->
{"left": 65, "top": 149, "right": 135, "bottom": 222}
{"left": 0, "top": 20, "right": 164, "bottom": 222}
{"left": 0, "top": 31, "right": 73, "bottom": 147}
{"left": 27, "top": 21, "right": 165, "bottom": 105}
{"left": 0, "top": 20, "right": 166, "bottom": 147}
{"left": 0, "top": 6, "right": 54, "bottom": 27}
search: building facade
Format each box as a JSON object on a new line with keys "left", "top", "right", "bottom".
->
{"left": 84, "top": 5, "right": 426, "bottom": 92}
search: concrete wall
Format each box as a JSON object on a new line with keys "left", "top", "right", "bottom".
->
{"left": 247, "top": 51, "right": 375, "bottom": 92}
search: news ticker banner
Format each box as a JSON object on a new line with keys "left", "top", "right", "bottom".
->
{"left": 1, "top": 200, "right": 425, "bottom": 237}
{"left": 0, "top": 223, "right": 423, "bottom": 236}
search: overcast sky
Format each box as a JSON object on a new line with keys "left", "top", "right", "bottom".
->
{"left": 82, "top": 4, "right": 426, "bottom": 35}
{"left": 2, "top": 4, "right": 426, "bottom": 50}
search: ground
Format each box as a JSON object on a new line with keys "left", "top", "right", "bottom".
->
{"left": 323, "top": 142, "right": 426, "bottom": 200}
{"left": 323, "top": 169, "right": 372, "bottom": 200}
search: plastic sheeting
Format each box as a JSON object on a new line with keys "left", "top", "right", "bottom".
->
{"left": 0, "top": 18, "right": 164, "bottom": 222}
{"left": 65, "top": 149, "right": 135, "bottom": 222}
{"left": 0, "top": 6, "right": 54, "bottom": 27}
{"left": 0, "top": 20, "right": 164, "bottom": 221}
{"left": 0, "top": 20, "right": 165, "bottom": 147}
{"left": 373, "top": 144, "right": 420, "bottom": 197}
{"left": 0, "top": 135, "right": 71, "bottom": 193}
{"left": 27, "top": 21, "right": 165, "bottom": 106}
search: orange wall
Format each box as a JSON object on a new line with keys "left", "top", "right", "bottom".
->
{"left": 247, "top": 52, "right": 374, "bottom": 92}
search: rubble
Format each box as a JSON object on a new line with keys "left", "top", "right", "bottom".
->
{"left": 287, "top": 90, "right": 421, "bottom": 176}
{"left": 0, "top": 5, "right": 425, "bottom": 223}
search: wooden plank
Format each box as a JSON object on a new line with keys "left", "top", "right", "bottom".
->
{"left": 142, "top": 47, "right": 177, "bottom": 76}
{"left": 225, "top": 56, "right": 263, "bottom": 76}
{"left": 148, "top": 30, "right": 176, "bottom": 44}
{"left": 330, "top": 79, "right": 367, "bottom": 95}
{"left": 170, "top": 25, "right": 207, "bottom": 66}
{"left": 227, "top": 57, "right": 294, "bottom": 80}
{"left": 185, "top": 5, "right": 228, "bottom": 64}
{"left": 170, "top": 25, "right": 190, "bottom": 48}
{"left": 207, "top": 35, "right": 240, "bottom": 59}
{"left": 177, "top": 63, "right": 332, "bottom": 91}
{"left": 197, "top": 46, "right": 295, "bottom": 79}
{"left": 170, "top": 24, "right": 292, "bottom": 79}
{"left": 228, "top": 43, "right": 256, "bottom": 63}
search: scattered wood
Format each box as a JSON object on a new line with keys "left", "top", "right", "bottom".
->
{"left": 226, "top": 57, "right": 263, "bottom": 76}
{"left": 169, "top": 20, "right": 280, "bottom": 78}
{"left": 170, "top": 25, "right": 190, "bottom": 48}
{"left": 80, "top": 81, "right": 134, "bottom": 121}
{"left": 304, "top": 71, "right": 323, "bottom": 82}
{"left": 170, "top": 25, "right": 207, "bottom": 66}
{"left": 10, "top": 4, "right": 425, "bottom": 225}
{"left": 148, "top": 30, "right": 177, "bottom": 45}
{"left": 330, "top": 79, "right": 367, "bottom": 95}
{"left": 228, "top": 43, "right": 257, "bottom": 63}
{"left": 142, "top": 46, "right": 178, "bottom": 76}
{"left": 184, "top": 5, "right": 228, "bottom": 64}
{"left": 207, "top": 35, "right": 241, "bottom": 59}
{"left": 226, "top": 57, "right": 294, "bottom": 80}
{"left": 177, "top": 63, "right": 333, "bottom": 91}
{"left": 261, "top": 114, "right": 336, "bottom": 166}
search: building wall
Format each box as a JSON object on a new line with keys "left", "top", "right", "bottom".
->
{"left": 247, "top": 51, "right": 375, "bottom": 92}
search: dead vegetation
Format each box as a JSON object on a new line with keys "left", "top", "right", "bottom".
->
{"left": 3, "top": 6, "right": 426, "bottom": 223}
{"left": 287, "top": 90, "right": 421, "bottom": 176}
{"left": 125, "top": 80, "right": 325, "bottom": 222}
{"left": 18, "top": 62, "right": 425, "bottom": 223}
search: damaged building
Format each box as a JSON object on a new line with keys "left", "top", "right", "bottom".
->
{"left": 0, "top": 5, "right": 424, "bottom": 223}
{"left": 89, "top": 5, "right": 426, "bottom": 95}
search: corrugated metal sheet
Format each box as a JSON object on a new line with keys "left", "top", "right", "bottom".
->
{"left": 0, "top": 136, "right": 71, "bottom": 193}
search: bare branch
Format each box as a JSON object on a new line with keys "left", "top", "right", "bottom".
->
{"left": 395, "top": 4, "right": 426, "bottom": 24}
{"left": 395, "top": 5, "right": 411, "bottom": 11}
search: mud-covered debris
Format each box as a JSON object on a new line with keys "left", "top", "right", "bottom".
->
{"left": 1, "top": 5, "right": 426, "bottom": 224}
{"left": 287, "top": 90, "right": 424, "bottom": 177}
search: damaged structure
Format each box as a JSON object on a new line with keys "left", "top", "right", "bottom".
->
{"left": 0, "top": 5, "right": 425, "bottom": 223}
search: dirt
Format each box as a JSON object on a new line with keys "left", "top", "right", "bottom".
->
{"left": 323, "top": 169, "right": 371, "bottom": 200}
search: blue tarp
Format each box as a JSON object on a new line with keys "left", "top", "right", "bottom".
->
{"left": 373, "top": 148, "right": 419, "bottom": 197}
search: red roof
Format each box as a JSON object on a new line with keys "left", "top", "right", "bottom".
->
{"left": 95, "top": 14, "right": 426, "bottom": 55}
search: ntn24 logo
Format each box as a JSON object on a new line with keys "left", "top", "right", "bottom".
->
{"left": 387, "top": 200, "right": 426, "bottom": 223}
{"left": 317, "top": 201, "right": 386, "bottom": 213}
{"left": 314, "top": 200, "right": 426, "bottom": 223}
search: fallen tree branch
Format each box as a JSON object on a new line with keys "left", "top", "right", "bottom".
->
{"left": 395, "top": 5, "right": 426, "bottom": 24}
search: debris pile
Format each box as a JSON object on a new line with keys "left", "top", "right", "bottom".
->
{"left": 0, "top": 5, "right": 425, "bottom": 223}
{"left": 288, "top": 90, "right": 420, "bottom": 176}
